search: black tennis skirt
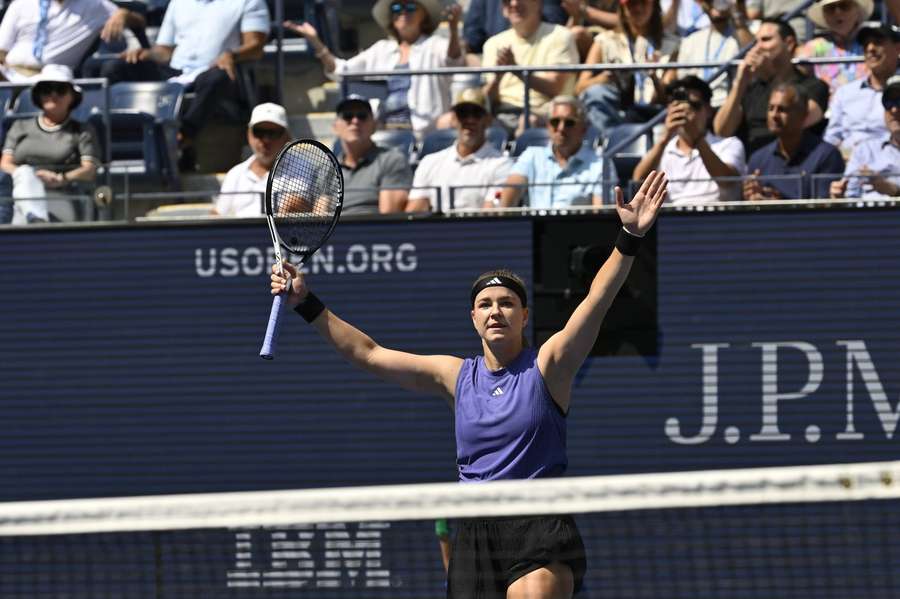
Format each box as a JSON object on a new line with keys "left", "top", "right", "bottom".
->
{"left": 446, "top": 514, "right": 586, "bottom": 598}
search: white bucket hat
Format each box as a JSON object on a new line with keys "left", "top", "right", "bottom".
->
{"left": 807, "top": 0, "right": 873, "bottom": 31}
{"left": 30, "top": 64, "right": 83, "bottom": 110}
{"left": 372, "top": 0, "right": 443, "bottom": 35}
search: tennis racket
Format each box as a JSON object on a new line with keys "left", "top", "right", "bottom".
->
{"left": 259, "top": 139, "right": 343, "bottom": 360}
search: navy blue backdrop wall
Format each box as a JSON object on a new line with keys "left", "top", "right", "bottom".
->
{"left": 1, "top": 209, "right": 899, "bottom": 598}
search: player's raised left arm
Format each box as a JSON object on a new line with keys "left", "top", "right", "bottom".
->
{"left": 537, "top": 171, "right": 667, "bottom": 410}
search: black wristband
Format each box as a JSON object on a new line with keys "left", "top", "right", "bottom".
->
{"left": 294, "top": 292, "right": 326, "bottom": 323}
{"left": 615, "top": 227, "right": 643, "bottom": 256}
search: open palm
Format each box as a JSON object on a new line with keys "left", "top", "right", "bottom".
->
{"left": 615, "top": 170, "right": 667, "bottom": 236}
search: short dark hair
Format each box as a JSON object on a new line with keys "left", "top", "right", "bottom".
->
{"left": 665, "top": 76, "right": 712, "bottom": 105}
{"left": 760, "top": 16, "right": 797, "bottom": 42}
{"left": 770, "top": 81, "right": 809, "bottom": 113}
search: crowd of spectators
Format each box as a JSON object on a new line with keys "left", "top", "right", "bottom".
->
{"left": 0, "top": 0, "right": 899, "bottom": 224}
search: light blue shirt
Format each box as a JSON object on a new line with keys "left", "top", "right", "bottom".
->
{"left": 824, "top": 76, "right": 891, "bottom": 154}
{"left": 844, "top": 137, "right": 900, "bottom": 199}
{"left": 157, "top": 0, "right": 270, "bottom": 73}
{"left": 511, "top": 145, "right": 615, "bottom": 208}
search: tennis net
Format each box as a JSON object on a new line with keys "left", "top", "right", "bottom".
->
{"left": 2, "top": 460, "right": 900, "bottom": 598}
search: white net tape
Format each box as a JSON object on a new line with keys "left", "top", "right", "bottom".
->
{"left": 2, "top": 460, "right": 899, "bottom": 536}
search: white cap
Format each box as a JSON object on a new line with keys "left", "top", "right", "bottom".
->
{"left": 249, "top": 102, "right": 289, "bottom": 129}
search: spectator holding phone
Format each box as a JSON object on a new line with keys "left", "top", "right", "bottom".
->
{"left": 634, "top": 76, "right": 745, "bottom": 203}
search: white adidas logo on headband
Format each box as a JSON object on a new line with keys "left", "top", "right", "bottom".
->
{"left": 485, "top": 277, "right": 503, "bottom": 285}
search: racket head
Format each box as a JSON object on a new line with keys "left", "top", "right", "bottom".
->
{"left": 265, "top": 139, "right": 344, "bottom": 261}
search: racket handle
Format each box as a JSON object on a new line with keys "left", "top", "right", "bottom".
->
{"left": 259, "top": 293, "right": 286, "bottom": 360}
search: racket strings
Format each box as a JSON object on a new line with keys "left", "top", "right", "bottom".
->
{"left": 269, "top": 142, "right": 342, "bottom": 254}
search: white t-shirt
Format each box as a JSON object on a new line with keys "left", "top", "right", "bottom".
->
{"left": 660, "top": 133, "right": 746, "bottom": 203}
{"left": 215, "top": 155, "right": 266, "bottom": 217}
{"left": 0, "top": 0, "right": 117, "bottom": 70}
{"left": 410, "top": 141, "right": 512, "bottom": 210}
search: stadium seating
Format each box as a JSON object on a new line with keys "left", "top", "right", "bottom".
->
{"left": 485, "top": 125, "right": 509, "bottom": 154}
{"left": 371, "top": 128, "right": 418, "bottom": 159}
{"left": 604, "top": 123, "right": 654, "bottom": 186}
{"left": 6, "top": 80, "right": 184, "bottom": 211}
{"left": 583, "top": 125, "right": 602, "bottom": 149}
{"left": 101, "top": 81, "right": 185, "bottom": 189}
{"left": 510, "top": 127, "right": 550, "bottom": 157}
{"left": 417, "top": 128, "right": 457, "bottom": 160}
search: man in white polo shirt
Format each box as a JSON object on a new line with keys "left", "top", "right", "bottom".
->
{"left": 406, "top": 88, "right": 512, "bottom": 212}
{"left": 633, "top": 76, "right": 746, "bottom": 204}
{"left": 0, "top": 0, "right": 145, "bottom": 81}
{"left": 213, "top": 103, "right": 291, "bottom": 217}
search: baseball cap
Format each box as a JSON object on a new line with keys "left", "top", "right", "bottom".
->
{"left": 249, "top": 103, "right": 289, "bottom": 129}
{"left": 451, "top": 87, "right": 488, "bottom": 112}
{"left": 336, "top": 94, "right": 374, "bottom": 114}
{"left": 857, "top": 23, "right": 900, "bottom": 45}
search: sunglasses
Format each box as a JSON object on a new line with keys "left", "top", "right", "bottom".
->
{"left": 454, "top": 105, "right": 487, "bottom": 120}
{"left": 35, "top": 82, "right": 71, "bottom": 96}
{"left": 883, "top": 96, "right": 900, "bottom": 110}
{"left": 390, "top": 1, "right": 418, "bottom": 15}
{"left": 340, "top": 110, "right": 371, "bottom": 122}
{"left": 549, "top": 117, "right": 578, "bottom": 129}
{"left": 252, "top": 126, "right": 286, "bottom": 140}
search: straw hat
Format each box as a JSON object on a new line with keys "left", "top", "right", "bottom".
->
{"left": 30, "top": 64, "right": 83, "bottom": 110}
{"left": 807, "top": 0, "right": 873, "bottom": 31}
{"left": 372, "top": 0, "right": 443, "bottom": 35}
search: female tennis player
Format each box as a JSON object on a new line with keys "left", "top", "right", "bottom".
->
{"left": 270, "top": 171, "right": 668, "bottom": 599}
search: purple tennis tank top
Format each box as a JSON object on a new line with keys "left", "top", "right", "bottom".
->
{"left": 454, "top": 347, "right": 567, "bottom": 482}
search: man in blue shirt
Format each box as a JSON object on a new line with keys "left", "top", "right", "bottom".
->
{"left": 830, "top": 74, "right": 900, "bottom": 199}
{"left": 744, "top": 82, "right": 844, "bottom": 200}
{"left": 824, "top": 24, "right": 900, "bottom": 158}
{"left": 498, "top": 94, "right": 615, "bottom": 208}
{"left": 84, "top": 0, "right": 270, "bottom": 169}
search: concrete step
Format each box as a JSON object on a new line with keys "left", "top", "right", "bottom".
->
{"left": 289, "top": 112, "right": 336, "bottom": 147}
{"left": 306, "top": 81, "right": 341, "bottom": 113}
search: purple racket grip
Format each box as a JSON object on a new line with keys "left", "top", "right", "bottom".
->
{"left": 259, "top": 292, "right": 286, "bottom": 359}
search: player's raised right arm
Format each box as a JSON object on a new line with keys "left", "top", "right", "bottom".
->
{"left": 271, "top": 262, "right": 462, "bottom": 407}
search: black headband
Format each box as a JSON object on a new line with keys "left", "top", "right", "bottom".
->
{"left": 470, "top": 275, "right": 527, "bottom": 308}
